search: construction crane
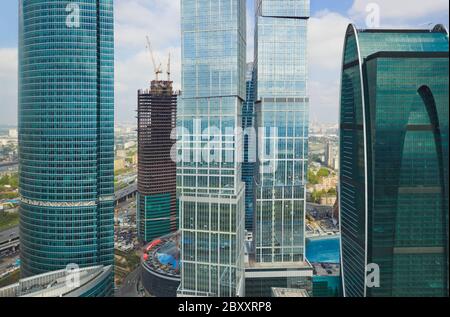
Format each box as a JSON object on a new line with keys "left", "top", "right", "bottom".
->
{"left": 146, "top": 36, "right": 162, "bottom": 81}
{"left": 166, "top": 52, "right": 171, "bottom": 81}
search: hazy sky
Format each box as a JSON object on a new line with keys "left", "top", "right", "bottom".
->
{"left": 0, "top": 0, "right": 448, "bottom": 125}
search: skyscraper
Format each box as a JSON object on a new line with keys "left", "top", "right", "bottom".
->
{"left": 324, "top": 141, "right": 333, "bottom": 168}
{"left": 254, "top": 0, "right": 309, "bottom": 265}
{"left": 245, "top": 0, "right": 312, "bottom": 297}
{"left": 18, "top": 0, "right": 115, "bottom": 293}
{"left": 137, "top": 80, "right": 178, "bottom": 243}
{"left": 339, "top": 24, "right": 449, "bottom": 297}
{"left": 242, "top": 63, "right": 256, "bottom": 231}
{"left": 177, "top": 0, "right": 247, "bottom": 297}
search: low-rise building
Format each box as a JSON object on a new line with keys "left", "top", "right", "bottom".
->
{"left": 0, "top": 265, "right": 113, "bottom": 297}
{"left": 244, "top": 234, "right": 313, "bottom": 297}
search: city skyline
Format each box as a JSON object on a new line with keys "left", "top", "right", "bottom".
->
{"left": 0, "top": 0, "right": 448, "bottom": 126}
{"left": 0, "top": 0, "right": 448, "bottom": 300}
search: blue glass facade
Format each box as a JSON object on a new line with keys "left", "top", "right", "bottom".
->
{"left": 339, "top": 25, "right": 449, "bottom": 297}
{"left": 18, "top": 0, "right": 114, "bottom": 293}
{"left": 242, "top": 63, "right": 256, "bottom": 231}
{"left": 177, "top": 0, "right": 246, "bottom": 297}
{"left": 254, "top": 0, "right": 309, "bottom": 263}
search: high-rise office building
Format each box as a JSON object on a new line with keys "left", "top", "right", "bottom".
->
{"left": 339, "top": 24, "right": 449, "bottom": 297}
{"left": 177, "top": 0, "right": 247, "bottom": 297}
{"left": 324, "top": 142, "right": 333, "bottom": 168}
{"left": 246, "top": 0, "right": 312, "bottom": 297}
{"left": 242, "top": 63, "right": 256, "bottom": 231}
{"left": 18, "top": 0, "right": 115, "bottom": 293}
{"left": 137, "top": 80, "right": 178, "bottom": 243}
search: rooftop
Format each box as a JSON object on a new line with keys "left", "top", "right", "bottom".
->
{"left": 142, "top": 231, "right": 180, "bottom": 279}
{"left": 0, "top": 265, "right": 112, "bottom": 297}
{"left": 271, "top": 287, "right": 310, "bottom": 297}
{"left": 312, "top": 263, "right": 340, "bottom": 277}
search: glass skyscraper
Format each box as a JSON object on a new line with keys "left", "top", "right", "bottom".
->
{"left": 18, "top": 0, "right": 115, "bottom": 293}
{"left": 339, "top": 24, "right": 449, "bottom": 297}
{"left": 177, "top": 0, "right": 246, "bottom": 297}
{"left": 242, "top": 63, "right": 256, "bottom": 231}
{"left": 254, "top": 0, "right": 309, "bottom": 264}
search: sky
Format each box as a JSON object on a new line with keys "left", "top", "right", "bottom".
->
{"left": 0, "top": 0, "right": 448, "bottom": 125}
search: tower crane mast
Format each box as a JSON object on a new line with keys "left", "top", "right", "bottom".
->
{"left": 146, "top": 36, "right": 162, "bottom": 81}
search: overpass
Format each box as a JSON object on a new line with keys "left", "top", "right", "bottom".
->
{"left": 0, "top": 161, "right": 18, "bottom": 168}
{"left": 8, "top": 182, "right": 137, "bottom": 210}
{"left": 115, "top": 183, "right": 137, "bottom": 206}
{"left": 0, "top": 227, "right": 20, "bottom": 254}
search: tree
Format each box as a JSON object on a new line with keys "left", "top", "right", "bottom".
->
{"left": 327, "top": 187, "right": 337, "bottom": 195}
{"left": 308, "top": 170, "right": 319, "bottom": 185}
{"left": 317, "top": 168, "right": 330, "bottom": 178}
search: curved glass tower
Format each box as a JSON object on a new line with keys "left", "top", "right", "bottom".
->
{"left": 339, "top": 24, "right": 449, "bottom": 297}
{"left": 18, "top": 0, "right": 115, "bottom": 289}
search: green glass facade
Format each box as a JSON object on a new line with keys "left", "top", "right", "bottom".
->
{"left": 18, "top": 0, "right": 115, "bottom": 293}
{"left": 339, "top": 24, "right": 449, "bottom": 297}
{"left": 312, "top": 276, "right": 342, "bottom": 297}
{"left": 137, "top": 193, "right": 178, "bottom": 242}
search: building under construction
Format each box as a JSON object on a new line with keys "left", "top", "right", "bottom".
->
{"left": 137, "top": 80, "right": 178, "bottom": 243}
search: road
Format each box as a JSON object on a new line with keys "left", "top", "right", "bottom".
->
{"left": 116, "top": 266, "right": 142, "bottom": 297}
{"left": 0, "top": 226, "right": 19, "bottom": 244}
{"left": 0, "top": 226, "right": 20, "bottom": 275}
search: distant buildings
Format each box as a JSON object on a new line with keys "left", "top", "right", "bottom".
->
{"left": 0, "top": 265, "right": 113, "bottom": 297}
{"left": 177, "top": 0, "right": 246, "bottom": 297}
{"left": 137, "top": 80, "right": 178, "bottom": 243}
{"left": 18, "top": 0, "right": 114, "bottom": 294}
{"left": 324, "top": 142, "right": 333, "bottom": 168}
{"left": 8, "top": 129, "right": 17, "bottom": 139}
{"left": 324, "top": 141, "right": 338, "bottom": 170}
{"left": 339, "top": 24, "right": 449, "bottom": 297}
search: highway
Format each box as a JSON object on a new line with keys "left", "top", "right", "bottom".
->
{"left": 0, "top": 226, "right": 19, "bottom": 244}
{"left": 116, "top": 266, "right": 142, "bottom": 297}
{"left": 0, "top": 161, "right": 18, "bottom": 168}
{"left": 115, "top": 183, "right": 137, "bottom": 205}
{"left": 0, "top": 226, "right": 20, "bottom": 276}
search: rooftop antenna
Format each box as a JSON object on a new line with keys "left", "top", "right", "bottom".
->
{"left": 145, "top": 36, "right": 162, "bottom": 81}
